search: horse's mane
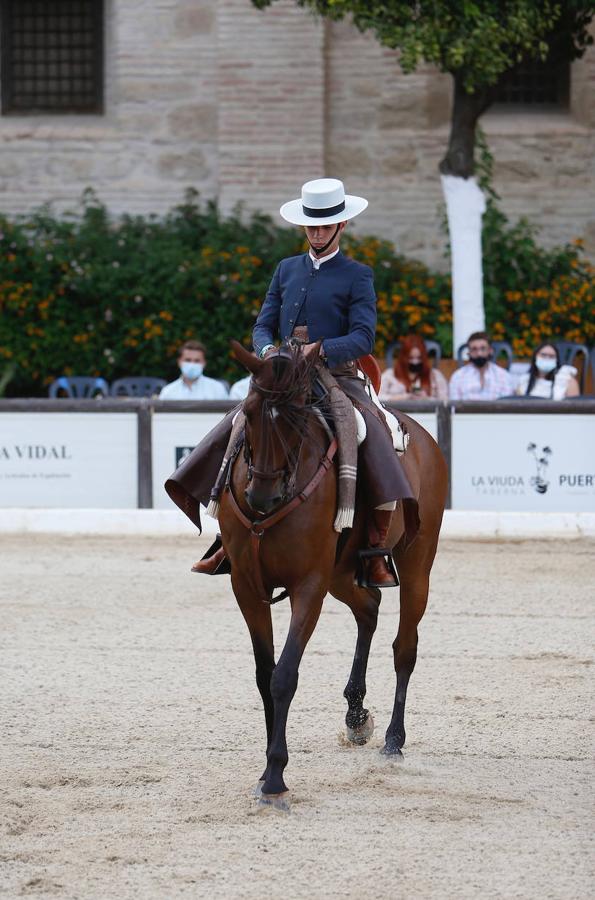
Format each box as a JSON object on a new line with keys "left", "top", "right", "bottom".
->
{"left": 251, "top": 344, "right": 315, "bottom": 402}
{"left": 250, "top": 344, "right": 327, "bottom": 446}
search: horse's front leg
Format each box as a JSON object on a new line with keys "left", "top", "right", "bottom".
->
{"left": 231, "top": 574, "right": 275, "bottom": 784}
{"left": 261, "top": 586, "right": 325, "bottom": 801}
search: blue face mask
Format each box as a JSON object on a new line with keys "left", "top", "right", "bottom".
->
{"left": 535, "top": 356, "right": 557, "bottom": 374}
{"left": 180, "top": 361, "right": 204, "bottom": 381}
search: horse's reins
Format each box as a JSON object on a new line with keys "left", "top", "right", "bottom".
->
{"left": 224, "top": 436, "right": 338, "bottom": 603}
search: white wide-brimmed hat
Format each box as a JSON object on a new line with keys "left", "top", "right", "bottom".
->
{"left": 280, "top": 178, "right": 368, "bottom": 226}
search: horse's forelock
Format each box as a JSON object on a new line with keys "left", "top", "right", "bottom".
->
{"left": 253, "top": 346, "right": 315, "bottom": 405}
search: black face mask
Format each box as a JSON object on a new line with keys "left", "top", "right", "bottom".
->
{"left": 408, "top": 362, "right": 423, "bottom": 374}
{"left": 470, "top": 355, "right": 489, "bottom": 368}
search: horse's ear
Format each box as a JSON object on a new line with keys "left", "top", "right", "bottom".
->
{"left": 230, "top": 340, "right": 265, "bottom": 375}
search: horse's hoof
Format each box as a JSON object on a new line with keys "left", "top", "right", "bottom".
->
{"left": 346, "top": 712, "right": 374, "bottom": 746}
{"left": 256, "top": 792, "right": 291, "bottom": 814}
{"left": 253, "top": 780, "right": 265, "bottom": 799}
{"left": 380, "top": 744, "right": 404, "bottom": 759}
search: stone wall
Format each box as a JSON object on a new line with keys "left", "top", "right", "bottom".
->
{"left": 0, "top": 0, "right": 220, "bottom": 214}
{"left": 326, "top": 18, "right": 595, "bottom": 264}
{"left": 217, "top": 0, "right": 325, "bottom": 217}
{"left": 0, "top": 0, "right": 593, "bottom": 266}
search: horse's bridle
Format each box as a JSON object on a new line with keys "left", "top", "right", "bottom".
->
{"left": 243, "top": 430, "right": 305, "bottom": 506}
{"left": 225, "top": 436, "right": 338, "bottom": 604}
{"left": 225, "top": 347, "right": 337, "bottom": 602}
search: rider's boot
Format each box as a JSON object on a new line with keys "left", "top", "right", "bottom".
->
{"left": 191, "top": 545, "right": 226, "bottom": 574}
{"left": 367, "top": 508, "right": 398, "bottom": 588}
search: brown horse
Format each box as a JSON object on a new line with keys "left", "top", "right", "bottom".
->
{"left": 218, "top": 341, "right": 447, "bottom": 807}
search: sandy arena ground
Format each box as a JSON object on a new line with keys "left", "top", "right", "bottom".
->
{"left": 1, "top": 534, "right": 594, "bottom": 899}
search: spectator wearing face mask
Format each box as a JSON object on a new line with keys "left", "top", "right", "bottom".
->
{"left": 159, "top": 340, "right": 229, "bottom": 400}
{"left": 448, "top": 331, "right": 513, "bottom": 400}
{"left": 379, "top": 335, "right": 448, "bottom": 402}
{"left": 516, "top": 342, "right": 580, "bottom": 399}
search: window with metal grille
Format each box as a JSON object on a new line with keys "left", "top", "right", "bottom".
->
{"left": 1, "top": 0, "right": 103, "bottom": 114}
{"left": 494, "top": 57, "right": 570, "bottom": 108}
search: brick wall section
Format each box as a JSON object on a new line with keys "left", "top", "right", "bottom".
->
{"left": 217, "top": 0, "right": 325, "bottom": 219}
{"left": 0, "top": 2, "right": 593, "bottom": 265}
{"left": 326, "top": 19, "right": 595, "bottom": 264}
{"left": 326, "top": 19, "right": 452, "bottom": 262}
{"left": 0, "top": 0, "right": 219, "bottom": 215}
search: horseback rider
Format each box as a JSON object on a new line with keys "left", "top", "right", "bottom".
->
{"left": 166, "top": 178, "right": 417, "bottom": 587}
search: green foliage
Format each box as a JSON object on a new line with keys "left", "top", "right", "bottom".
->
{"left": 475, "top": 129, "right": 589, "bottom": 326}
{"left": 472, "top": 130, "right": 595, "bottom": 356}
{"left": 0, "top": 190, "right": 302, "bottom": 396}
{"left": 0, "top": 191, "right": 592, "bottom": 396}
{"left": 251, "top": 1, "right": 593, "bottom": 91}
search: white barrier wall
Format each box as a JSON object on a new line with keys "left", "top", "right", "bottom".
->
{"left": 407, "top": 412, "right": 437, "bottom": 440}
{"left": 1, "top": 404, "right": 593, "bottom": 513}
{"left": 150, "top": 410, "right": 438, "bottom": 509}
{"left": 452, "top": 413, "right": 595, "bottom": 512}
{"left": 0, "top": 412, "right": 138, "bottom": 508}
{"left": 152, "top": 412, "right": 227, "bottom": 509}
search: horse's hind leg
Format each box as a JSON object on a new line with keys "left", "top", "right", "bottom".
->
{"left": 383, "top": 535, "right": 438, "bottom": 757}
{"left": 332, "top": 582, "right": 380, "bottom": 744}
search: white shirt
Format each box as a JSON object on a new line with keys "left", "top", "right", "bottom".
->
{"left": 229, "top": 375, "right": 252, "bottom": 400}
{"left": 309, "top": 248, "right": 339, "bottom": 270}
{"left": 448, "top": 362, "right": 514, "bottom": 401}
{"left": 159, "top": 375, "right": 229, "bottom": 400}
{"left": 516, "top": 365, "right": 577, "bottom": 401}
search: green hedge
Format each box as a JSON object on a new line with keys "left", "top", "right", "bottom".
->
{"left": 0, "top": 187, "right": 592, "bottom": 397}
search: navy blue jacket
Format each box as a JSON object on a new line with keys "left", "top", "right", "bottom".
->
{"left": 252, "top": 252, "right": 377, "bottom": 368}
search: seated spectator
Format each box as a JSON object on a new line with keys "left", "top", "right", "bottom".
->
{"left": 229, "top": 374, "right": 252, "bottom": 401}
{"left": 516, "top": 342, "right": 579, "bottom": 400}
{"left": 159, "top": 340, "right": 229, "bottom": 400}
{"left": 379, "top": 335, "right": 448, "bottom": 402}
{"left": 449, "top": 331, "right": 513, "bottom": 400}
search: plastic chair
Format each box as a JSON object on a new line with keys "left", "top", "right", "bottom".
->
{"left": 554, "top": 341, "right": 589, "bottom": 392}
{"left": 110, "top": 377, "right": 166, "bottom": 397}
{"left": 456, "top": 341, "right": 513, "bottom": 369}
{"left": 385, "top": 339, "right": 442, "bottom": 368}
{"left": 49, "top": 376, "right": 109, "bottom": 398}
{"left": 424, "top": 340, "right": 442, "bottom": 366}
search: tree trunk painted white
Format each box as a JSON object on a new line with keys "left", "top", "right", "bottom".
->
{"left": 441, "top": 174, "right": 486, "bottom": 356}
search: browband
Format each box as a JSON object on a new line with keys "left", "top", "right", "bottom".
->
{"left": 302, "top": 200, "right": 345, "bottom": 218}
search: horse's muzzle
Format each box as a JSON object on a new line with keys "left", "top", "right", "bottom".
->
{"left": 244, "top": 486, "right": 283, "bottom": 516}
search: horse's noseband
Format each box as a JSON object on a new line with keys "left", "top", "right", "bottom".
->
{"left": 226, "top": 436, "right": 338, "bottom": 603}
{"left": 243, "top": 437, "right": 301, "bottom": 507}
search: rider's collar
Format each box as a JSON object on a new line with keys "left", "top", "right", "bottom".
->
{"left": 308, "top": 247, "right": 340, "bottom": 270}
